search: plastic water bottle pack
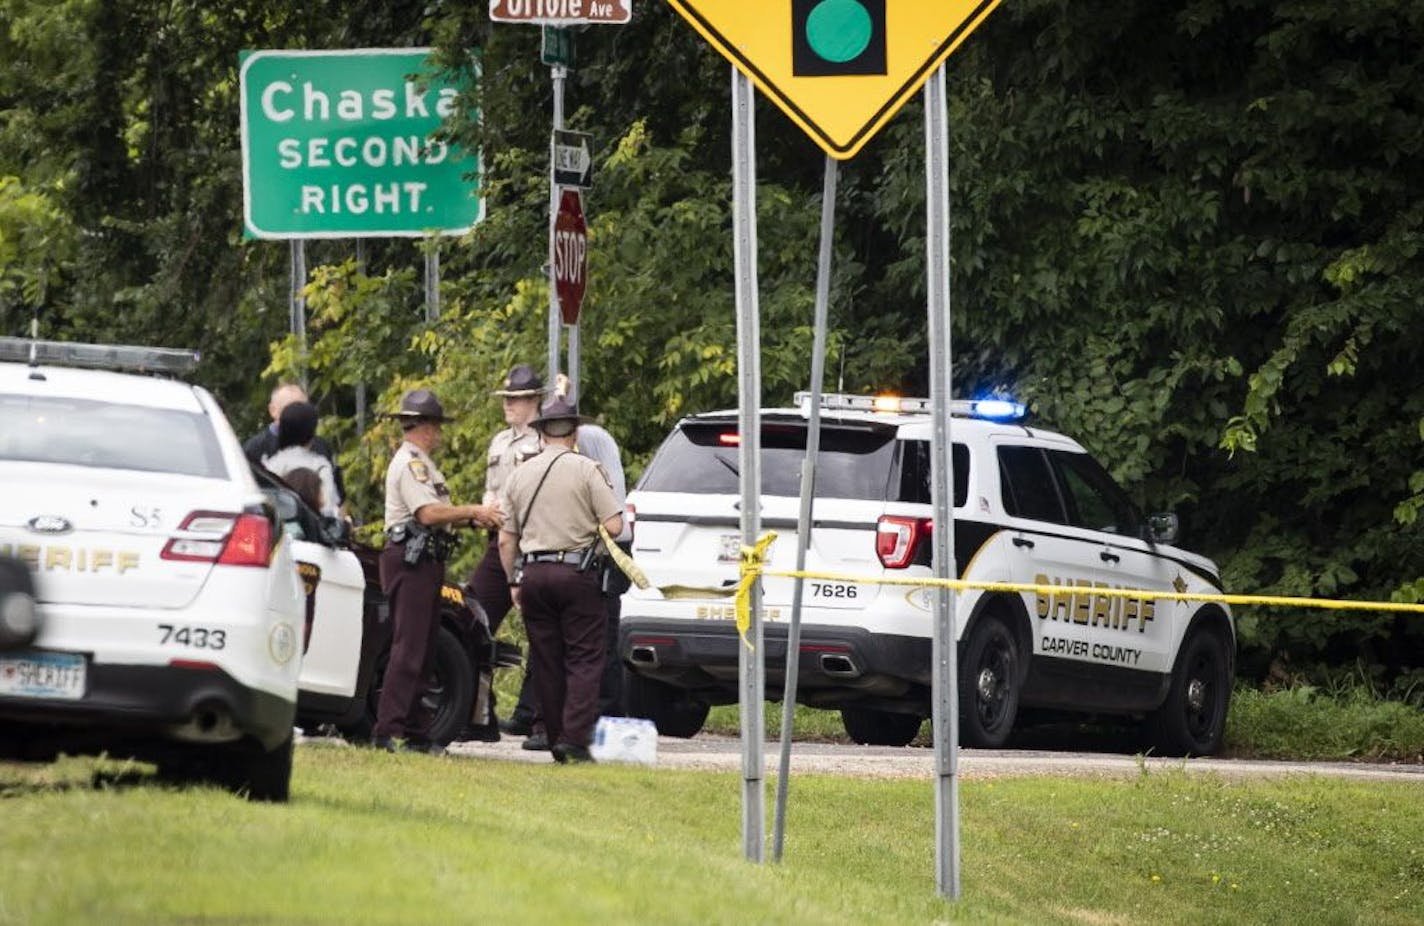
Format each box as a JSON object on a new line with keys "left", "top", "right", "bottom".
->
{"left": 590, "top": 716, "right": 659, "bottom": 766}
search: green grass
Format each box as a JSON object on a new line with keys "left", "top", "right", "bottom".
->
{"left": 1226, "top": 685, "right": 1424, "bottom": 762}
{"left": 705, "top": 686, "right": 1424, "bottom": 761}
{"left": 2, "top": 746, "right": 1422, "bottom": 924}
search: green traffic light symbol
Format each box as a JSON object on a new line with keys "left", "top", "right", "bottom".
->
{"left": 792, "top": 0, "right": 887, "bottom": 77}
{"left": 805, "top": 0, "right": 873, "bottom": 63}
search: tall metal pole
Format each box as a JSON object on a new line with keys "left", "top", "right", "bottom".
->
{"left": 925, "top": 64, "right": 962, "bottom": 901}
{"left": 731, "top": 64, "right": 765, "bottom": 865}
{"left": 289, "top": 239, "right": 307, "bottom": 392}
{"left": 424, "top": 239, "right": 440, "bottom": 323}
{"left": 773, "top": 155, "right": 837, "bottom": 863}
{"left": 547, "top": 65, "right": 567, "bottom": 386}
{"left": 568, "top": 323, "right": 580, "bottom": 403}
{"left": 354, "top": 239, "right": 367, "bottom": 437}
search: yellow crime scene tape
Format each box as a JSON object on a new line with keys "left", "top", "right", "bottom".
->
{"left": 600, "top": 528, "right": 1424, "bottom": 651}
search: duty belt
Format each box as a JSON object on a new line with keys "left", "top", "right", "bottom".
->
{"left": 525, "top": 550, "right": 584, "bottom": 566}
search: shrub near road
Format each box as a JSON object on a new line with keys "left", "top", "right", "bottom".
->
{"left": 1, "top": 746, "right": 1421, "bottom": 924}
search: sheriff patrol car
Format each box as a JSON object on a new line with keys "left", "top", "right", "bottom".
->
{"left": 619, "top": 393, "right": 1235, "bottom": 756}
{"left": 0, "top": 338, "right": 304, "bottom": 800}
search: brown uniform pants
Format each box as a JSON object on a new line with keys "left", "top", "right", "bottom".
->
{"left": 374, "top": 545, "right": 444, "bottom": 741}
{"left": 469, "top": 532, "right": 514, "bottom": 635}
{"left": 519, "top": 562, "right": 607, "bottom": 749}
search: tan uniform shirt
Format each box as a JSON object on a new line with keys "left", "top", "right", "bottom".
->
{"left": 500, "top": 447, "right": 621, "bottom": 554}
{"left": 483, "top": 426, "right": 542, "bottom": 509}
{"left": 384, "top": 441, "right": 452, "bottom": 531}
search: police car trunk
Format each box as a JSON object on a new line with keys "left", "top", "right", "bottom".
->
{"left": 621, "top": 402, "right": 966, "bottom": 710}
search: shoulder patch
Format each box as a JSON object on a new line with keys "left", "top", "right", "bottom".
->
{"left": 409, "top": 459, "right": 430, "bottom": 483}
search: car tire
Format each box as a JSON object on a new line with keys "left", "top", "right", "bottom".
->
{"left": 420, "top": 626, "right": 476, "bottom": 746}
{"left": 840, "top": 708, "right": 922, "bottom": 747}
{"left": 344, "top": 625, "right": 476, "bottom": 747}
{"left": 228, "top": 733, "right": 294, "bottom": 802}
{"left": 623, "top": 668, "right": 709, "bottom": 738}
{"left": 156, "top": 733, "right": 293, "bottom": 802}
{"left": 959, "top": 613, "right": 1022, "bottom": 748}
{"left": 1149, "top": 625, "right": 1231, "bottom": 757}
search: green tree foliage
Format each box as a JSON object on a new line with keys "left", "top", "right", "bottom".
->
{"left": 2, "top": 0, "right": 1421, "bottom": 678}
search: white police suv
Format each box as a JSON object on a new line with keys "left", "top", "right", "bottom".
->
{"left": 0, "top": 338, "right": 305, "bottom": 800}
{"left": 619, "top": 393, "right": 1234, "bottom": 756}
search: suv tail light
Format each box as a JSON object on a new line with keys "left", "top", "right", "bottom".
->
{"left": 162, "top": 512, "right": 273, "bottom": 568}
{"left": 876, "top": 515, "right": 932, "bottom": 569}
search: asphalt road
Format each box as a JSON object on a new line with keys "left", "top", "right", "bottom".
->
{"left": 431, "top": 734, "right": 1424, "bottom": 782}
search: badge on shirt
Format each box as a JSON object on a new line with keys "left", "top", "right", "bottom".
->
{"left": 409, "top": 459, "right": 430, "bottom": 483}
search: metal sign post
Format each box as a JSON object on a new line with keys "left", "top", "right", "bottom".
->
{"left": 924, "top": 63, "right": 961, "bottom": 901}
{"left": 424, "top": 239, "right": 440, "bottom": 323}
{"left": 289, "top": 239, "right": 307, "bottom": 390}
{"left": 731, "top": 64, "right": 766, "bottom": 865}
{"left": 547, "top": 64, "right": 566, "bottom": 389}
{"left": 773, "top": 155, "right": 837, "bottom": 863}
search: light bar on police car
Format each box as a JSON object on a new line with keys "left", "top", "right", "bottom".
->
{"left": 0, "top": 337, "right": 201, "bottom": 375}
{"left": 794, "top": 391, "right": 1026, "bottom": 421}
{"left": 963, "top": 398, "right": 1027, "bottom": 422}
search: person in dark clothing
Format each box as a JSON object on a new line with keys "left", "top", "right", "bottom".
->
{"left": 244, "top": 383, "right": 345, "bottom": 504}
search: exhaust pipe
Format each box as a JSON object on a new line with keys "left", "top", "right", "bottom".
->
{"left": 819, "top": 653, "right": 859, "bottom": 677}
{"left": 630, "top": 646, "right": 660, "bottom": 668}
{"left": 169, "top": 703, "right": 242, "bottom": 743}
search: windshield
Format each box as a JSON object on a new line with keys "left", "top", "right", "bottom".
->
{"left": 0, "top": 393, "right": 228, "bottom": 479}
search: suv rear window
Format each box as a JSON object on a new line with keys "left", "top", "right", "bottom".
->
{"left": 0, "top": 394, "right": 228, "bottom": 479}
{"left": 639, "top": 422, "right": 896, "bottom": 500}
{"left": 638, "top": 422, "right": 969, "bottom": 505}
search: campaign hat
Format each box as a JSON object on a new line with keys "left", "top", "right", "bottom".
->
{"left": 492, "top": 364, "right": 547, "bottom": 398}
{"left": 529, "top": 397, "right": 592, "bottom": 431}
{"left": 389, "top": 388, "right": 453, "bottom": 422}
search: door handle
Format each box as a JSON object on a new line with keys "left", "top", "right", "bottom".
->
{"left": 1100, "top": 550, "right": 1120, "bottom": 564}
{"left": 1012, "top": 536, "right": 1035, "bottom": 549}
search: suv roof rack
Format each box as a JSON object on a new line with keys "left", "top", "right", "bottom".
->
{"left": 793, "top": 391, "right": 1026, "bottom": 422}
{"left": 0, "top": 337, "right": 200, "bottom": 376}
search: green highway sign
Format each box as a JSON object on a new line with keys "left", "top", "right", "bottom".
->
{"left": 240, "top": 49, "right": 482, "bottom": 239}
{"left": 541, "top": 26, "right": 574, "bottom": 66}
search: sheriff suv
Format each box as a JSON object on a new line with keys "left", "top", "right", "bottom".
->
{"left": 0, "top": 339, "right": 305, "bottom": 800}
{"left": 619, "top": 393, "right": 1234, "bottom": 756}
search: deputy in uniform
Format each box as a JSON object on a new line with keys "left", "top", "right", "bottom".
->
{"left": 375, "top": 389, "right": 502, "bottom": 753}
{"left": 469, "top": 365, "right": 545, "bottom": 634}
{"left": 499, "top": 398, "right": 623, "bottom": 763}
{"left": 463, "top": 365, "right": 545, "bottom": 741}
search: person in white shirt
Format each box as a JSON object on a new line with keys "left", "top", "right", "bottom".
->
{"left": 262, "top": 401, "right": 341, "bottom": 519}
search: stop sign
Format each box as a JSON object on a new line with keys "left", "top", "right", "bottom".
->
{"left": 554, "top": 189, "right": 587, "bottom": 324}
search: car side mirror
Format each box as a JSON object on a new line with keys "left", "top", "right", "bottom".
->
{"left": 1146, "top": 512, "right": 1179, "bottom": 545}
{"left": 321, "top": 515, "right": 352, "bottom": 546}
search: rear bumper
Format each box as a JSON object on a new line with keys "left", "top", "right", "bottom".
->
{"left": 0, "top": 661, "right": 295, "bottom": 755}
{"left": 619, "top": 618, "right": 932, "bottom": 707}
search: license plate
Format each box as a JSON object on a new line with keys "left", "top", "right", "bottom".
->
{"left": 0, "top": 651, "right": 87, "bottom": 700}
{"left": 717, "top": 533, "right": 742, "bottom": 565}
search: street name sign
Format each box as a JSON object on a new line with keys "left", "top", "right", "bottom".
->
{"left": 554, "top": 189, "right": 588, "bottom": 324}
{"left": 665, "top": 0, "right": 1003, "bottom": 159}
{"left": 240, "top": 49, "right": 482, "bottom": 239}
{"left": 490, "top": 0, "right": 632, "bottom": 24}
{"left": 552, "top": 130, "right": 595, "bottom": 188}
{"left": 541, "top": 25, "right": 575, "bottom": 66}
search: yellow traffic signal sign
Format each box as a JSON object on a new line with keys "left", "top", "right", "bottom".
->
{"left": 667, "top": 0, "right": 1002, "bottom": 160}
